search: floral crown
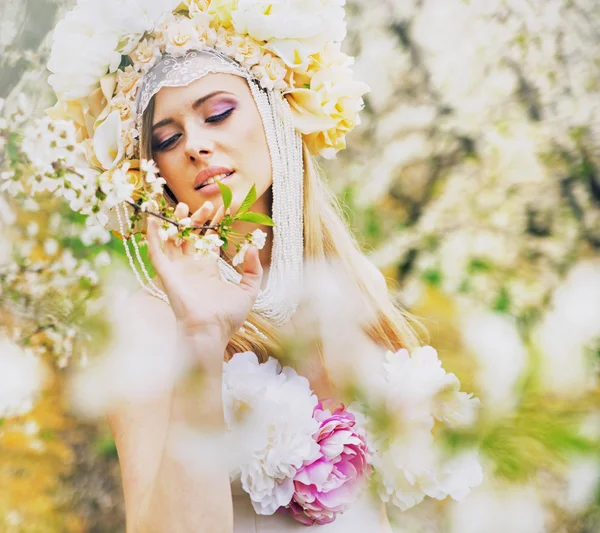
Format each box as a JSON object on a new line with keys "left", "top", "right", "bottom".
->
{"left": 47, "top": 0, "right": 369, "bottom": 171}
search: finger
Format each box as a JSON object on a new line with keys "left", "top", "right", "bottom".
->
{"left": 206, "top": 204, "right": 225, "bottom": 237}
{"left": 146, "top": 217, "right": 170, "bottom": 279}
{"left": 180, "top": 201, "right": 215, "bottom": 257}
{"left": 190, "top": 201, "right": 214, "bottom": 229}
{"left": 174, "top": 202, "right": 189, "bottom": 220}
{"left": 239, "top": 245, "right": 263, "bottom": 299}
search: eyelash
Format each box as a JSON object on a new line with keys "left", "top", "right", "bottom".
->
{"left": 153, "top": 108, "right": 235, "bottom": 152}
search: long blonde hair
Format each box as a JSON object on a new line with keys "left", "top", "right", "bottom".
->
{"left": 142, "top": 95, "right": 422, "bottom": 379}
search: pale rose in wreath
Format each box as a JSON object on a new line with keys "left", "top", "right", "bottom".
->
{"left": 234, "top": 36, "right": 264, "bottom": 69}
{"left": 251, "top": 54, "right": 288, "bottom": 91}
{"left": 131, "top": 38, "right": 163, "bottom": 73}
{"left": 165, "top": 18, "right": 203, "bottom": 56}
{"left": 191, "top": 12, "right": 218, "bottom": 48}
{"left": 282, "top": 401, "right": 371, "bottom": 525}
{"left": 116, "top": 66, "right": 143, "bottom": 99}
{"left": 287, "top": 65, "right": 370, "bottom": 158}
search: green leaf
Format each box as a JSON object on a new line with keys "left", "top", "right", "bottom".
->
{"left": 237, "top": 184, "right": 257, "bottom": 217}
{"left": 493, "top": 286, "right": 511, "bottom": 313}
{"left": 217, "top": 181, "right": 233, "bottom": 210}
{"left": 95, "top": 433, "right": 118, "bottom": 458}
{"left": 235, "top": 212, "right": 275, "bottom": 226}
{"left": 421, "top": 269, "right": 442, "bottom": 287}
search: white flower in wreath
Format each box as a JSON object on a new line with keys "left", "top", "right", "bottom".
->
{"left": 93, "top": 111, "right": 124, "bottom": 170}
{"left": 233, "top": 36, "right": 264, "bottom": 69}
{"left": 232, "top": 0, "right": 347, "bottom": 46}
{"left": 251, "top": 54, "right": 288, "bottom": 91}
{"left": 190, "top": 12, "right": 218, "bottom": 48}
{"left": 111, "top": 94, "right": 134, "bottom": 122}
{"left": 121, "top": 120, "right": 139, "bottom": 159}
{"left": 287, "top": 64, "right": 369, "bottom": 159}
{"left": 214, "top": 26, "right": 243, "bottom": 57}
{"left": 48, "top": 17, "right": 121, "bottom": 100}
{"left": 116, "top": 66, "right": 143, "bottom": 100}
{"left": 131, "top": 38, "right": 163, "bottom": 73}
{"left": 165, "top": 18, "right": 204, "bottom": 56}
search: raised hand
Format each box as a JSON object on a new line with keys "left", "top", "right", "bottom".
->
{"left": 146, "top": 201, "right": 263, "bottom": 357}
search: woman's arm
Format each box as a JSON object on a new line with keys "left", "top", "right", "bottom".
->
{"left": 108, "top": 294, "right": 234, "bottom": 533}
{"left": 109, "top": 203, "right": 263, "bottom": 533}
{"left": 132, "top": 331, "right": 233, "bottom": 533}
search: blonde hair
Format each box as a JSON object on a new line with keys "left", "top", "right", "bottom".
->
{"left": 141, "top": 94, "right": 422, "bottom": 380}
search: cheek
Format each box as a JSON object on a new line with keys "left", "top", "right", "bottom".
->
{"left": 154, "top": 152, "right": 185, "bottom": 194}
{"left": 233, "top": 109, "right": 272, "bottom": 187}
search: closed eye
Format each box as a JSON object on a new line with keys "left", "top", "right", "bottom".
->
{"left": 205, "top": 108, "right": 234, "bottom": 124}
{"left": 153, "top": 134, "right": 181, "bottom": 152}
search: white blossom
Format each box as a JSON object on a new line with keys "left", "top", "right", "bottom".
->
{"left": 249, "top": 228, "right": 267, "bottom": 249}
{"left": 195, "top": 233, "right": 224, "bottom": 257}
{"left": 232, "top": 242, "right": 250, "bottom": 266}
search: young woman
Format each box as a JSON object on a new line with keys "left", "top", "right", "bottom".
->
{"left": 45, "top": 2, "right": 437, "bottom": 531}
{"left": 106, "top": 48, "right": 417, "bottom": 532}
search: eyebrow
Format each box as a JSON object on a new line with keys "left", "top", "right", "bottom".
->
{"left": 152, "top": 90, "right": 233, "bottom": 131}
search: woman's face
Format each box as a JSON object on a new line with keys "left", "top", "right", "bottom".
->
{"left": 149, "top": 72, "right": 272, "bottom": 215}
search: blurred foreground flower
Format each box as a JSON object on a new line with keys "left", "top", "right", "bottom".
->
{"left": 0, "top": 340, "right": 46, "bottom": 418}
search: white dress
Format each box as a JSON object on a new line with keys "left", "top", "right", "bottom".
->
{"left": 231, "top": 479, "right": 382, "bottom": 532}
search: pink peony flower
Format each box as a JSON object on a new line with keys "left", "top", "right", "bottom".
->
{"left": 281, "top": 400, "right": 371, "bottom": 525}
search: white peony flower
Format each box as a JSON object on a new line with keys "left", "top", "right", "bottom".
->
{"left": 222, "top": 352, "right": 320, "bottom": 515}
{"left": 0, "top": 341, "right": 45, "bottom": 418}
{"left": 363, "top": 345, "right": 482, "bottom": 511}
{"left": 382, "top": 346, "right": 461, "bottom": 421}
{"left": 48, "top": 0, "right": 180, "bottom": 98}
{"left": 48, "top": 15, "right": 121, "bottom": 100}
{"left": 420, "top": 450, "right": 484, "bottom": 501}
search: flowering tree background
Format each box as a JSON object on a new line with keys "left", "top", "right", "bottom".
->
{"left": 0, "top": 0, "right": 599, "bottom": 532}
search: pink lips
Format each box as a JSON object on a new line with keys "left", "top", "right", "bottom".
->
{"left": 194, "top": 166, "right": 234, "bottom": 190}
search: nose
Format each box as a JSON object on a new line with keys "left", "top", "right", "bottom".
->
{"left": 183, "top": 125, "right": 215, "bottom": 162}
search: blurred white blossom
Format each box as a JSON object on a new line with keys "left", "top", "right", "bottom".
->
{"left": 0, "top": 341, "right": 46, "bottom": 418}
{"left": 534, "top": 260, "right": 600, "bottom": 394}
{"left": 459, "top": 307, "right": 527, "bottom": 413}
